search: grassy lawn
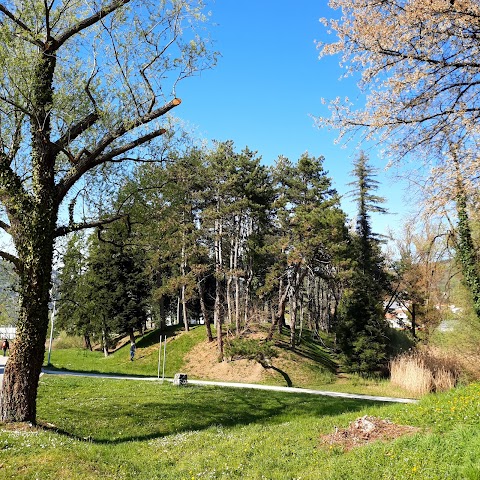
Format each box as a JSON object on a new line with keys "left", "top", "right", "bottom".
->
{"left": 45, "top": 327, "right": 416, "bottom": 399}
{"left": 46, "top": 326, "right": 206, "bottom": 378}
{"left": 1, "top": 376, "right": 480, "bottom": 479}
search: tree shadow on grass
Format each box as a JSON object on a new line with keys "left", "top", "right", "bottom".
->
{"left": 262, "top": 364, "right": 293, "bottom": 387}
{"left": 275, "top": 332, "right": 338, "bottom": 373}
{"left": 135, "top": 325, "right": 187, "bottom": 349}
{"left": 38, "top": 380, "right": 388, "bottom": 446}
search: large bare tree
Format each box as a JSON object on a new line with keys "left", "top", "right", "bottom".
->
{"left": 317, "top": 0, "right": 480, "bottom": 163}
{"left": 318, "top": 0, "right": 480, "bottom": 319}
{"left": 0, "top": 0, "right": 215, "bottom": 423}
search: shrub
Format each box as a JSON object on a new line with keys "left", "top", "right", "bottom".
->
{"left": 224, "top": 338, "right": 277, "bottom": 366}
{"left": 390, "top": 349, "right": 461, "bottom": 395}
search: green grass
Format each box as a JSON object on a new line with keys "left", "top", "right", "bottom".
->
{"left": 45, "top": 326, "right": 417, "bottom": 399}
{"left": 2, "top": 376, "right": 480, "bottom": 479}
{"left": 46, "top": 326, "right": 206, "bottom": 378}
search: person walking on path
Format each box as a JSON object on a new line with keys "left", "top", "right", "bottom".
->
{"left": 2, "top": 338, "right": 9, "bottom": 356}
{"left": 130, "top": 342, "right": 136, "bottom": 361}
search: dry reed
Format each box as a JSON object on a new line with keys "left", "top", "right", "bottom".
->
{"left": 390, "top": 350, "right": 460, "bottom": 395}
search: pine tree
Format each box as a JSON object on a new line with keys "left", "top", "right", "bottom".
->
{"left": 336, "top": 152, "right": 389, "bottom": 374}
{"left": 267, "top": 153, "right": 348, "bottom": 348}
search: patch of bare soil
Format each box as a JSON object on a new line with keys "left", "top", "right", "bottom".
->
{"left": 320, "top": 416, "right": 420, "bottom": 451}
{"left": 183, "top": 339, "right": 267, "bottom": 383}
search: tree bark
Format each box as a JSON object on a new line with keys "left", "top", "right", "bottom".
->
{"left": 0, "top": 48, "right": 57, "bottom": 423}
{"left": 289, "top": 290, "right": 297, "bottom": 349}
{"left": 84, "top": 334, "right": 92, "bottom": 351}
{"left": 197, "top": 279, "right": 213, "bottom": 342}
{"left": 267, "top": 278, "right": 291, "bottom": 341}
{"left": 1, "top": 260, "right": 53, "bottom": 422}
{"left": 102, "top": 328, "right": 109, "bottom": 357}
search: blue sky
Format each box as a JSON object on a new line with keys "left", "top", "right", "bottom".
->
{"left": 177, "top": 1, "right": 414, "bottom": 234}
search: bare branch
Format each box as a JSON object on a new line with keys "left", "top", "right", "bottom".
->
{"left": 85, "top": 57, "right": 99, "bottom": 111}
{"left": 96, "top": 128, "right": 167, "bottom": 163}
{"left": 54, "top": 214, "right": 126, "bottom": 238}
{"left": 0, "top": 249, "right": 20, "bottom": 270}
{"left": 54, "top": 0, "right": 130, "bottom": 50}
{"left": 0, "top": 219, "right": 10, "bottom": 232}
{"left": 56, "top": 98, "right": 181, "bottom": 203}
{"left": 53, "top": 112, "right": 99, "bottom": 153}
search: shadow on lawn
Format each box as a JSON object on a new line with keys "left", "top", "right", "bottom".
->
{"left": 38, "top": 380, "right": 386, "bottom": 445}
{"left": 135, "top": 325, "right": 188, "bottom": 349}
{"left": 275, "top": 334, "right": 338, "bottom": 373}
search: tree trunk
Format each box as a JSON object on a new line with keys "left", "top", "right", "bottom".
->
{"left": 215, "top": 276, "right": 224, "bottom": 360}
{"left": 157, "top": 295, "right": 166, "bottom": 331}
{"left": 0, "top": 269, "right": 52, "bottom": 422}
{"left": 181, "top": 284, "right": 189, "bottom": 332}
{"left": 456, "top": 191, "right": 480, "bottom": 318}
{"left": 226, "top": 273, "right": 232, "bottom": 328}
{"left": 84, "top": 334, "right": 92, "bottom": 351}
{"left": 267, "top": 278, "right": 291, "bottom": 341}
{"left": 0, "top": 49, "right": 58, "bottom": 423}
{"left": 277, "top": 276, "right": 285, "bottom": 334}
{"left": 1, "top": 226, "right": 56, "bottom": 422}
{"left": 214, "top": 215, "right": 224, "bottom": 359}
{"left": 243, "top": 270, "right": 253, "bottom": 327}
{"left": 176, "top": 296, "right": 181, "bottom": 325}
{"left": 180, "top": 231, "right": 190, "bottom": 332}
{"left": 197, "top": 279, "right": 213, "bottom": 342}
{"left": 411, "top": 302, "right": 416, "bottom": 338}
{"left": 289, "top": 292, "right": 297, "bottom": 349}
{"left": 102, "top": 328, "right": 109, "bottom": 357}
{"left": 233, "top": 232, "right": 240, "bottom": 335}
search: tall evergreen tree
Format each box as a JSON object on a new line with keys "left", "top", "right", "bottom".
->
{"left": 267, "top": 153, "right": 347, "bottom": 348}
{"left": 336, "top": 152, "right": 389, "bottom": 374}
{"left": 88, "top": 223, "right": 151, "bottom": 353}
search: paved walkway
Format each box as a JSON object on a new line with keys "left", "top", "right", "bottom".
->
{"left": 42, "top": 367, "right": 418, "bottom": 404}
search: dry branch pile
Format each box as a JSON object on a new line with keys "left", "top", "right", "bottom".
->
{"left": 320, "top": 416, "right": 419, "bottom": 451}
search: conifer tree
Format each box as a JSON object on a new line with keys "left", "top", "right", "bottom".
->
{"left": 268, "top": 153, "right": 347, "bottom": 348}
{"left": 87, "top": 223, "right": 150, "bottom": 353}
{"left": 336, "top": 152, "right": 389, "bottom": 374}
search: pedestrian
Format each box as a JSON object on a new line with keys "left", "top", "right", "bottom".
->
{"left": 130, "top": 341, "right": 136, "bottom": 361}
{"left": 2, "top": 338, "right": 9, "bottom": 356}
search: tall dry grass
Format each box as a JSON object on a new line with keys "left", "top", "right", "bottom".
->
{"left": 390, "top": 350, "right": 461, "bottom": 396}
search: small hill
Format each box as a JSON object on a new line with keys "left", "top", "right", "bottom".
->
{"left": 48, "top": 325, "right": 416, "bottom": 398}
{"left": 182, "top": 329, "right": 338, "bottom": 388}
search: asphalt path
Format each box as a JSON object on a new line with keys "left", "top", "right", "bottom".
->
{"left": 0, "top": 357, "right": 418, "bottom": 404}
{"left": 41, "top": 367, "right": 418, "bottom": 404}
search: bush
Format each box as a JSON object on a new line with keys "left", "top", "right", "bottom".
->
{"left": 390, "top": 349, "right": 461, "bottom": 395}
{"left": 224, "top": 338, "right": 277, "bottom": 365}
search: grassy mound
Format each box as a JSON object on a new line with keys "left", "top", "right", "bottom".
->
{"left": 46, "top": 326, "right": 417, "bottom": 398}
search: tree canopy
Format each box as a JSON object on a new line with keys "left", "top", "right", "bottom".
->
{"left": 0, "top": 0, "right": 215, "bottom": 423}
{"left": 318, "top": 0, "right": 480, "bottom": 163}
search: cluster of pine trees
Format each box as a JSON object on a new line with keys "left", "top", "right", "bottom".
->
{"left": 57, "top": 142, "right": 390, "bottom": 373}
